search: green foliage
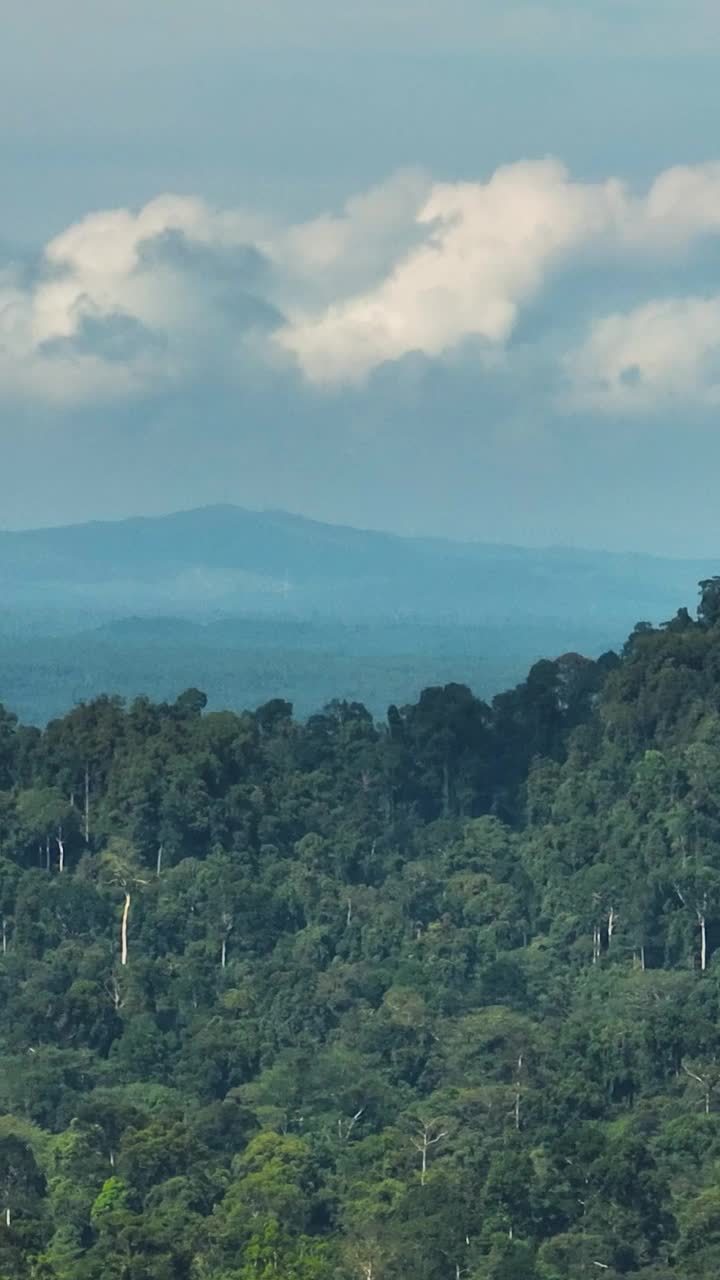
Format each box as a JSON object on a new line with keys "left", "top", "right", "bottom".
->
{"left": 3, "top": 595, "right": 720, "bottom": 1275}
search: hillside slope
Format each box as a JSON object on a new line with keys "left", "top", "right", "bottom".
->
{"left": 0, "top": 504, "right": 715, "bottom": 625}
{"left": 1, "top": 585, "right": 720, "bottom": 1274}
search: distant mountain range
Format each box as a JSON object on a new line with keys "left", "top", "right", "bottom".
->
{"left": 0, "top": 506, "right": 716, "bottom": 724}
{"left": 0, "top": 504, "right": 715, "bottom": 629}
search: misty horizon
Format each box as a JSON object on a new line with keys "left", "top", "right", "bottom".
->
{"left": 2, "top": 3, "right": 720, "bottom": 555}
{"left": 0, "top": 502, "right": 718, "bottom": 566}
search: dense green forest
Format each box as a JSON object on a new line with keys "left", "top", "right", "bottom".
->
{"left": 4, "top": 582, "right": 720, "bottom": 1278}
{"left": 0, "top": 614, "right": 621, "bottom": 726}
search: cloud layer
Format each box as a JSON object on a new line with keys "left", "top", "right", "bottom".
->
{"left": 4, "top": 157, "right": 720, "bottom": 414}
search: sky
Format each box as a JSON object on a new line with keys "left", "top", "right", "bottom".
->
{"left": 2, "top": 0, "right": 720, "bottom": 554}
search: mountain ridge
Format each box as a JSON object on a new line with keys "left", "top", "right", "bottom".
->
{"left": 0, "top": 501, "right": 713, "bottom": 565}
{"left": 0, "top": 504, "right": 716, "bottom": 627}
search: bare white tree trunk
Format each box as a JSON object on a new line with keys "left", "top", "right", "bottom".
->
{"left": 338, "top": 1108, "right": 364, "bottom": 1143}
{"left": 57, "top": 830, "right": 65, "bottom": 874}
{"left": 121, "top": 892, "right": 131, "bottom": 966}
{"left": 411, "top": 1121, "right": 448, "bottom": 1186}
{"left": 683, "top": 1062, "right": 712, "bottom": 1114}
{"left": 608, "top": 908, "right": 616, "bottom": 946}
{"left": 108, "top": 974, "right": 123, "bottom": 1010}
{"left": 4, "top": 1206, "right": 9, "bottom": 1228}
{"left": 1, "top": 918, "right": 6, "bottom": 957}
{"left": 156, "top": 843, "right": 163, "bottom": 878}
{"left": 515, "top": 1053, "right": 524, "bottom": 1131}
{"left": 698, "top": 904, "right": 708, "bottom": 972}
{"left": 592, "top": 925, "right": 602, "bottom": 964}
{"left": 220, "top": 912, "right": 233, "bottom": 970}
{"left": 674, "top": 885, "right": 709, "bottom": 972}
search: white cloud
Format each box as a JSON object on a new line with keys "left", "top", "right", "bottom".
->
{"left": 270, "top": 171, "right": 432, "bottom": 306}
{"left": 568, "top": 297, "right": 720, "bottom": 412}
{"left": 5, "top": 156, "right": 720, "bottom": 406}
{"left": 631, "top": 163, "right": 720, "bottom": 245}
{"left": 0, "top": 265, "right": 143, "bottom": 404}
{"left": 276, "top": 159, "right": 720, "bottom": 386}
{"left": 0, "top": 196, "right": 267, "bottom": 405}
{"left": 277, "top": 160, "right": 628, "bottom": 384}
{"left": 0, "top": 173, "right": 436, "bottom": 404}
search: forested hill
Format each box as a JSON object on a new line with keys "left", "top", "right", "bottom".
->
{"left": 4, "top": 584, "right": 720, "bottom": 1278}
{"left": 1, "top": 504, "right": 714, "bottom": 728}
{"left": 1, "top": 504, "right": 715, "bottom": 625}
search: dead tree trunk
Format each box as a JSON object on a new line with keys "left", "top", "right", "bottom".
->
{"left": 108, "top": 975, "right": 123, "bottom": 1010}
{"left": 514, "top": 1053, "right": 524, "bottom": 1132}
{"left": 57, "top": 829, "right": 65, "bottom": 874}
{"left": 675, "top": 885, "right": 709, "bottom": 972}
{"left": 121, "top": 892, "right": 131, "bottom": 967}
{"left": 219, "top": 911, "right": 233, "bottom": 967}
{"left": 338, "top": 1108, "right": 364, "bottom": 1144}
{"left": 411, "top": 1120, "right": 448, "bottom": 1186}
{"left": 683, "top": 1062, "right": 711, "bottom": 1114}
{"left": 698, "top": 901, "right": 708, "bottom": 973}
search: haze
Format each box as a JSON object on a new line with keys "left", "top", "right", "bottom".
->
{"left": 2, "top": 1, "right": 720, "bottom": 555}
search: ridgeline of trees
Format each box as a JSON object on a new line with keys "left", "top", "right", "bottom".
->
{"left": 3, "top": 583, "right": 720, "bottom": 1276}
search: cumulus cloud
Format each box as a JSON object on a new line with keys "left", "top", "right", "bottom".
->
{"left": 0, "top": 173, "right": 435, "bottom": 405}
{"left": 568, "top": 296, "right": 720, "bottom": 411}
{"left": 277, "top": 160, "right": 720, "bottom": 386}
{"left": 270, "top": 170, "right": 432, "bottom": 306}
{"left": 4, "top": 157, "right": 720, "bottom": 408}
{"left": 276, "top": 160, "right": 628, "bottom": 384}
{"left": 633, "top": 163, "right": 720, "bottom": 245}
{"left": 0, "top": 195, "right": 275, "bottom": 405}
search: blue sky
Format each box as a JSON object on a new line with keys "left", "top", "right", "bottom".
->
{"left": 2, "top": 0, "right": 720, "bottom": 553}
